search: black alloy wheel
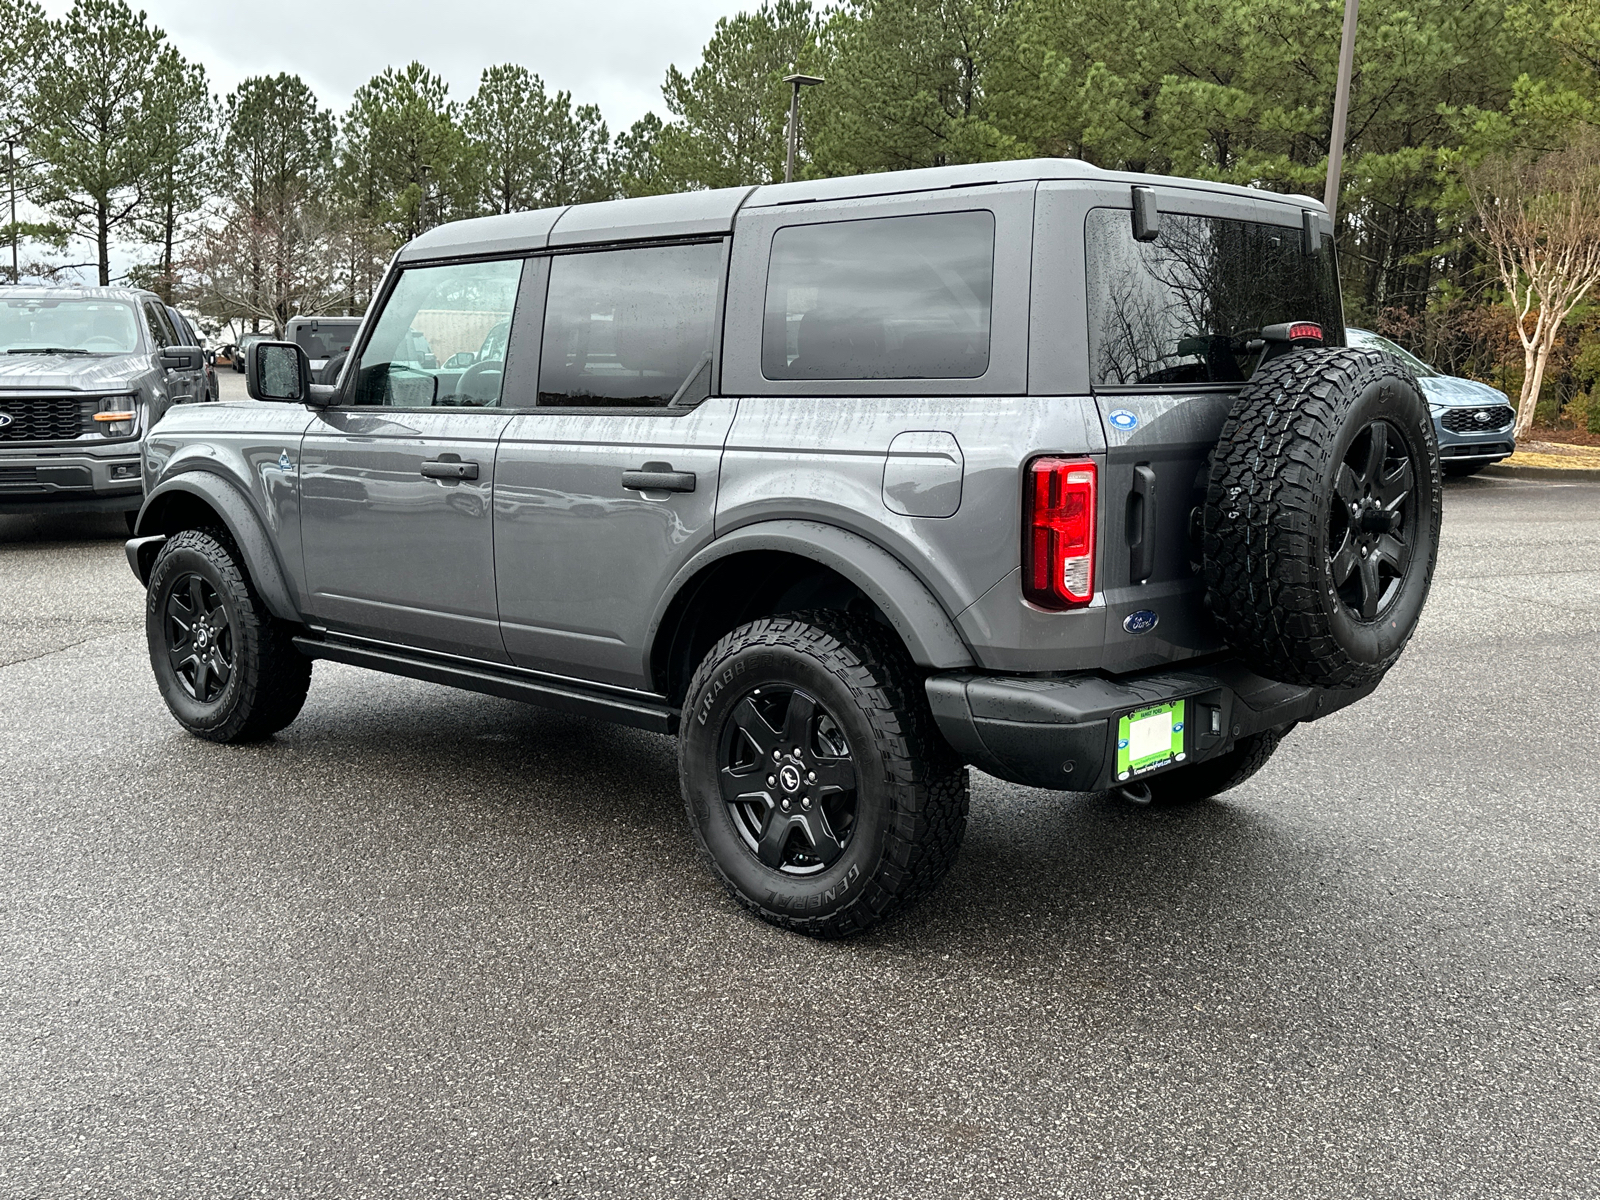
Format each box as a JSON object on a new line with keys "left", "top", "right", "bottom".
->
{"left": 164, "top": 572, "right": 235, "bottom": 703}
{"left": 1327, "top": 418, "right": 1415, "bottom": 621}
{"left": 719, "top": 685, "right": 858, "bottom": 875}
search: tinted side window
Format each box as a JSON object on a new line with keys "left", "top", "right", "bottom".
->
{"left": 761, "top": 211, "right": 994, "bottom": 381}
{"left": 1084, "top": 207, "right": 1344, "bottom": 387}
{"left": 142, "top": 301, "right": 176, "bottom": 348}
{"left": 354, "top": 258, "right": 523, "bottom": 408}
{"left": 538, "top": 242, "right": 722, "bottom": 408}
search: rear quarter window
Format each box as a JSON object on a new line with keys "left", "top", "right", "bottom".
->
{"left": 1085, "top": 207, "right": 1344, "bottom": 387}
{"left": 761, "top": 211, "right": 994, "bottom": 381}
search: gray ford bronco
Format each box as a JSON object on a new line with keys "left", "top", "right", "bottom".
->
{"left": 1, "top": 286, "right": 207, "bottom": 525}
{"left": 126, "top": 160, "right": 1441, "bottom": 937}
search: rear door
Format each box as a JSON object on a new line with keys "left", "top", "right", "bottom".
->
{"left": 1079, "top": 189, "right": 1344, "bottom": 672}
{"left": 298, "top": 256, "right": 524, "bottom": 662}
{"left": 493, "top": 240, "right": 732, "bottom": 690}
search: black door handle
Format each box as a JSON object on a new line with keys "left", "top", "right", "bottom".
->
{"left": 1127, "top": 463, "right": 1157, "bottom": 584}
{"left": 622, "top": 463, "right": 696, "bottom": 493}
{"left": 421, "top": 458, "right": 479, "bottom": 480}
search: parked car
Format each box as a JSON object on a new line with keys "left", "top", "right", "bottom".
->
{"left": 126, "top": 161, "right": 1443, "bottom": 936}
{"left": 1346, "top": 327, "right": 1515, "bottom": 476}
{"left": 165, "top": 305, "right": 218, "bottom": 402}
{"left": 232, "top": 331, "right": 269, "bottom": 373}
{"left": 285, "top": 315, "right": 362, "bottom": 384}
{"left": 0, "top": 286, "right": 207, "bottom": 527}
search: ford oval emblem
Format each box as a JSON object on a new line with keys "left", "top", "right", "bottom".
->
{"left": 1123, "top": 609, "right": 1159, "bottom": 635}
{"left": 0, "top": 413, "right": 13, "bottom": 429}
{"left": 1108, "top": 408, "right": 1139, "bottom": 431}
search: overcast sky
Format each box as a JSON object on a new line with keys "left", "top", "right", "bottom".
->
{"left": 38, "top": 0, "right": 746, "bottom": 130}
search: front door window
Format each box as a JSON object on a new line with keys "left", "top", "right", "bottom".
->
{"left": 354, "top": 259, "right": 524, "bottom": 409}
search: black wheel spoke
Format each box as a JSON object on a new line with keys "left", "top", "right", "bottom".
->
{"left": 756, "top": 813, "right": 794, "bottom": 867}
{"left": 810, "top": 757, "right": 854, "bottom": 795}
{"left": 187, "top": 575, "right": 206, "bottom": 617}
{"left": 1360, "top": 421, "right": 1388, "bottom": 489}
{"left": 1374, "top": 457, "right": 1413, "bottom": 510}
{"left": 1357, "top": 554, "right": 1383, "bottom": 620}
{"left": 1330, "top": 534, "right": 1359, "bottom": 586}
{"left": 208, "top": 649, "right": 231, "bottom": 689}
{"left": 192, "top": 653, "right": 210, "bottom": 699}
{"left": 719, "top": 764, "right": 771, "bottom": 808}
{"left": 1373, "top": 533, "right": 1410, "bottom": 575}
{"left": 168, "top": 643, "right": 195, "bottom": 673}
{"left": 782, "top": 691, "right": 817, "bottom": 751}
{"left": 729, "top": 696, "right": 780, "bottom": 760}
{"left": 1335, "top": 463, "right": 1361, "bottom": 507}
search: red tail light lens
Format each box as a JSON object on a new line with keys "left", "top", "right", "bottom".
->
{"left": 1288, "top": 322, "right": 1323, "bottom": 343}
{"left": 1024, "top": 458, "right": 1096, "bottom": 609}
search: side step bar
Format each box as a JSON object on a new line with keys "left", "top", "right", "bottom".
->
{"left": 291, "top": 635, "right": 680, "bottom": 735}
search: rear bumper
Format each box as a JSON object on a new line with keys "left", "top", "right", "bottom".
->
{"left": 927, "top": 659, "right": 1379, "bottom": 792}
{"left": 0, "top": 448, "right": 143, "bottom": 514}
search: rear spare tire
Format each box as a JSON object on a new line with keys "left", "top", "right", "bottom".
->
{"left": 1203, "top": 347, "right": 1441, "bottom": 689}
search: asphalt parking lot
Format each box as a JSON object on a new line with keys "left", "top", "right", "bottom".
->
{"left": 1, "top": 476, "right": 1597, "bottom": 1199}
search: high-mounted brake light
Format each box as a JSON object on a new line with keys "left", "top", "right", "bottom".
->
{"left": 1024, "top": 458, "right": 1096, "bottom": 609}
{"left": 1262, "top": 321, "right": 1324, "bottom": 347}
{"left": 1287, "top": 322, "right": 1324, "bottom": 343}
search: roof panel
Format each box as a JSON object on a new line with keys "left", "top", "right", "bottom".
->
{"left": 547, "top": 186, "right": 755, "bottom": 246}
{"left": 397, "top": 207, "right": 569, "bottom": 262}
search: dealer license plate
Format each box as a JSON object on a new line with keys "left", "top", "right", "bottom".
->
{"left": 1115, "top": 699, "right": 1187, "bottom": 781}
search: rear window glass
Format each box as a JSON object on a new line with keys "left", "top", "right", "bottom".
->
{"left": 1085, "top": 207, "right": 1344, "bottom": 386}
{"left": 538, "top": 242, "right": 721, "bottom": 408}
{"left": 762, "top": 211, "right": 994, "bottom": 381}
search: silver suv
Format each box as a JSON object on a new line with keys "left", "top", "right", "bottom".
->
{"left": 126, "top": 161, "right": 1442, "bottom": 936}
{"left": 1, "top": 286, "right": 207, "bottom": 525}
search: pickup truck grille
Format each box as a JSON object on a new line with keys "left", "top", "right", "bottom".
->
{"left": 1440, "top": 405, "right": 1514, "bottom": 434}
{"left": 0, "top": 394, "right": 92, "bottom": 442}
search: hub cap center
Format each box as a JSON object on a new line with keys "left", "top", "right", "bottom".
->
{"left": 778, "top": 763, "right": 802, "bottom": 793}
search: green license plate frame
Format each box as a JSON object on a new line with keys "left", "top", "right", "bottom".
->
{"left": 1114, "top": 698, "right": 1189, "bottom": 781}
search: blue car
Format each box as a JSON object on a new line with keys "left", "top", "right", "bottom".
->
{"left": 1346, "top": 327, "right": 1516, "bottom": 477}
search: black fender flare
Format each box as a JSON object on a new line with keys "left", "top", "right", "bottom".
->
{"left": 130, "top": 472, "right": 301, "bottom": 623}
{"left": 650, "top": 519, "right": 975, "bottom": 672}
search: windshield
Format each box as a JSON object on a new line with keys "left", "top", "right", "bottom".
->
{"left": 0, "top": 297, "right": 141, "bottom": 355}
{"left": 1345, "top": 328, "right": 1436, "bottom": 377}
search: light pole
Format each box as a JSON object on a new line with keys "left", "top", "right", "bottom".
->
{"left": 783, "top": 73, "right": 824, "bottom": 184}
{"left": 419, "top": 163, "right": 433, "bottom": 234}
{"left": 5, "top": 137, "right": 17, "bottom": 284}
{"left": 1323, "top": 0, "right": 1359, "bottom": 225}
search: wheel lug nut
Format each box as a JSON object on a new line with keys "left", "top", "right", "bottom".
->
{"left": 781, "top": 798, "right": 791, "bottom": 811}
{"left": 772, "top": 750, "right": 781, "bottom": 761}
{"left": 807, "top": 772, "right": 816, "bottom": 783}
{"left": 767, "top": 775, "right": 776, "bottom": 787}
{"left": 801, "top": 797, "right": 812, "bottom": 810}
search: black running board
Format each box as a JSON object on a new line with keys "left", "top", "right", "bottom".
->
{"left": 292, "top": 635, "right": 679, "bottom": 734}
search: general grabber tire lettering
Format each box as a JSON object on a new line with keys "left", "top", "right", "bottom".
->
{"left": 146, "top": 528, "right": 312, "bottom": 743}
{"left": 1203, "top": 347, "right": 1443, "bottom": 689}
{"left": 1146, "top": 725, "right": 1288, "bottom": 806}
{"left": 679, "top": 613, "right": 969, "bottom": 938}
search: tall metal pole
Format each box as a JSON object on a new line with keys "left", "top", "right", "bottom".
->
{"left": 1323, "top": 0, "right": 1359, "bottom": 224}
{"left": 6, "top": 138, "right": 16, "bottom": 284}
{"left": 782, "top": 74, "right": 824, "bottom": 184}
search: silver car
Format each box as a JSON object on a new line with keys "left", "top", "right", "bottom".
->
{"left": 1346, "top": 327, "right": 1515, "bottom": 476}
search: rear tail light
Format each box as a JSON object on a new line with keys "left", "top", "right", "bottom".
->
{"left": 1024, "top": 457, "right": 1096, "bottom": 609}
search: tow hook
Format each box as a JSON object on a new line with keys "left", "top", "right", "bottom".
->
{"left": 1115, "top": 782, "right": 1153, "bottom": 806}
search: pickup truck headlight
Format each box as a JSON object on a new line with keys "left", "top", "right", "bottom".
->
{"left": 93, "top": 393, "right": 137, "bottom": 437}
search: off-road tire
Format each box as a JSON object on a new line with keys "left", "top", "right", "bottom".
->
{"left": 146, "top": 528, "right": 312, "bottom": 743}
{"left": 1204, "top": 347, "right": 1442, "bottom": 689}
{"left": 680, "top": 613, "right": 969, "bottom": 938}
{"left": 1146, "top": 726, "right": 1288, "bottom": 806}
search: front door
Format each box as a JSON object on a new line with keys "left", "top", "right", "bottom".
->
{"left": 298, "top": 256, "right": 525, "bottom": 662}
{"left": 493, "top": 240, "right": 731, "bottom": 691}
{"left": 142, "top": 298, "right": 203, "bottom": 409}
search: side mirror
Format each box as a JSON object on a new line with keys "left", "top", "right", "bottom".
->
{"left": 160, "top": 345, "right": 204, "bottom": 372}
{"left": 247, "top": 340, "right": 316, "bottom": 404}
{"left": 443, "top": 351, "right": 473, "bottom": 370}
